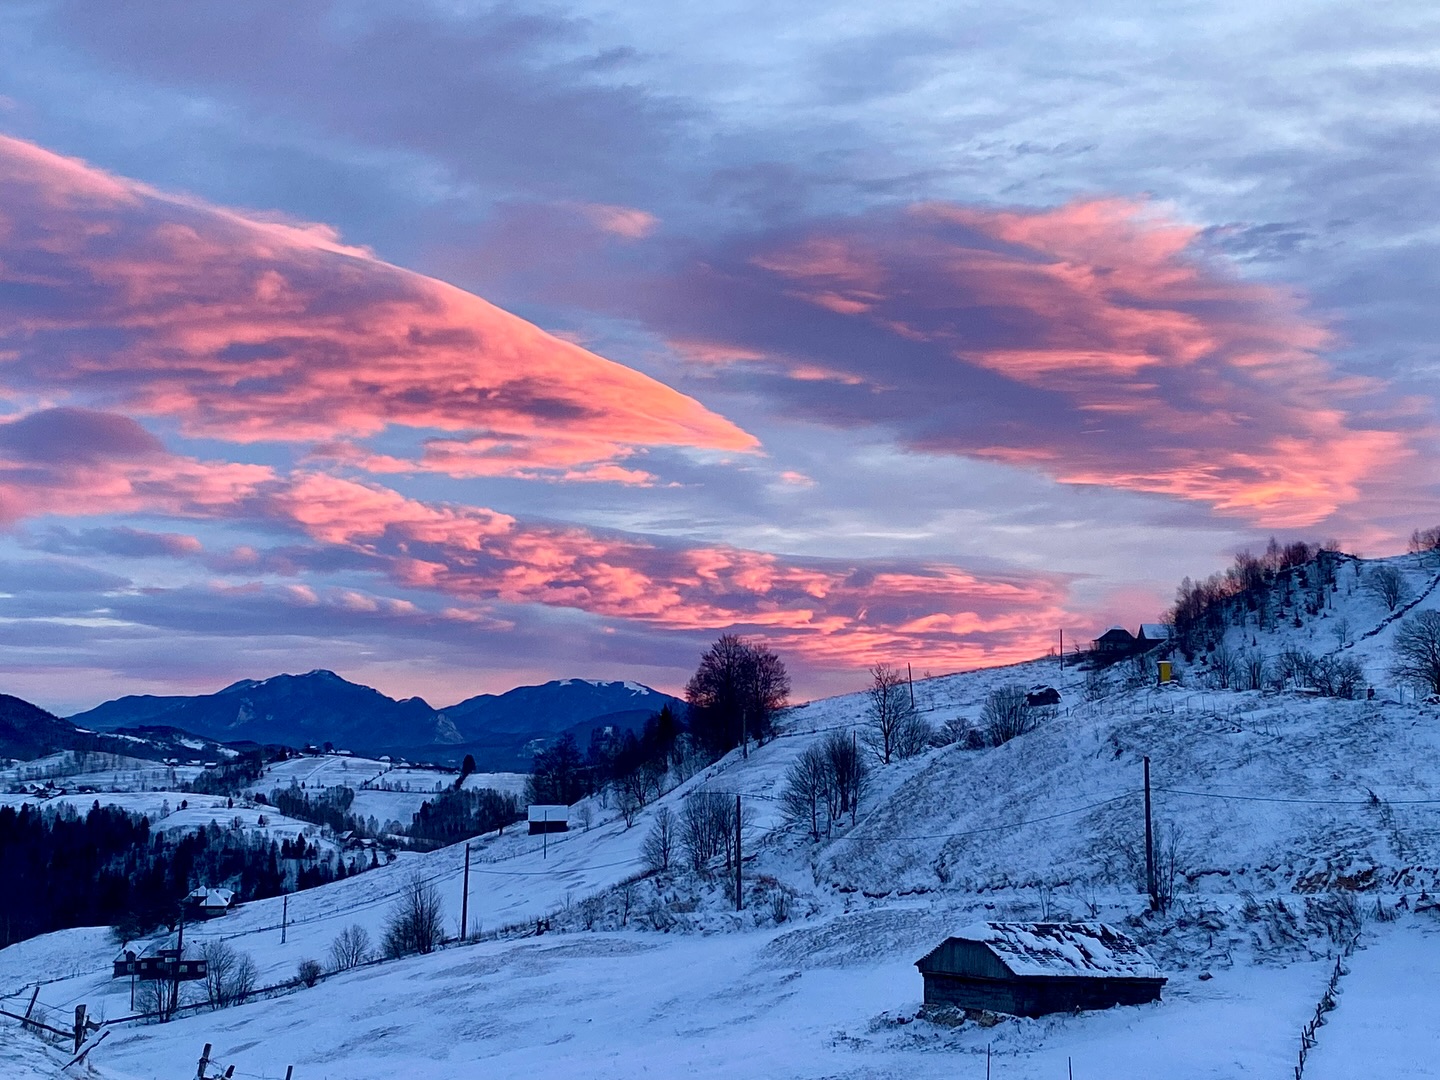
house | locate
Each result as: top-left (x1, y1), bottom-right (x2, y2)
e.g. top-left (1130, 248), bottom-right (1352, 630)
top-left (1136, 624), bottom-right (1172, 649)
top-left (184, 886), bottom-right (235, 918)
top-left (1091, 627), bottom-right (1137, 654)
top-left (113, 947), bottom-right (207, 982)
top-left (915, 922), bottom-right (1165, 1018)
top-left (528, 805), bottom-right (570, 835)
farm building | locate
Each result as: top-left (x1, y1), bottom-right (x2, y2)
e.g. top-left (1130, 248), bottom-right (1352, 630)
top-left (528, 805), bottom-right (569, 834)
top-left (1136, 624), bottom-right (1172, 649)
top-left (184, 886), bottom-right (235, 918)
top-left (1091, 626), bottom-right (1137, 654)
top-left (915, 922), bottom-right (1165, 1018)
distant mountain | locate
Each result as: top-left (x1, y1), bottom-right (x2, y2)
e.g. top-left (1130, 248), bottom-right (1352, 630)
top-left (68, 672), bottom-right (684, 768)
top-left (0, 693), bottom-right (237, 764)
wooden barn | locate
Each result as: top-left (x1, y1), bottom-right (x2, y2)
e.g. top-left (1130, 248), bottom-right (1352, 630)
top-left (915, 922), bottom-right (1165, 1018)
top-left (528, 805), bottom-right (569, 835)
top-left (184, 886), bottom-right (235, 919)
top-left (1091, 626), bottom-right (1137, 655)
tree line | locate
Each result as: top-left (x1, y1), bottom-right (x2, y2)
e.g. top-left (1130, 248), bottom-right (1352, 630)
top-left (0, 802), bottom-right (361, 947)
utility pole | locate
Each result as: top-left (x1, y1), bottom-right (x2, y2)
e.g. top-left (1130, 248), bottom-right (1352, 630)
top-left (734, 795), bottom-right (742, 912)
top-left (460, 843), bottom-right (471, 941)
top-left (281, 895), bottom-right (287, 945)
top-left (907, 663), bottom-right (915, 709)
top-left (1059, 629), bottom-right (1064, 669)
top-left (543, 809), bottom-right (549, 860)
top-left (1143, 756), bottom-right (1156, 910)
top-left (172, 912), bottom-right (185, 1018)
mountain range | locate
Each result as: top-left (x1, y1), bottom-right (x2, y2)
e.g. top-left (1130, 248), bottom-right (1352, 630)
top-left (64, 672), bottom-right (684, 769)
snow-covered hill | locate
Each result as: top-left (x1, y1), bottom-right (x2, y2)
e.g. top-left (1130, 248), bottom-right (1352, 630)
top-left (7, 549), bottom-right (1440, 1079)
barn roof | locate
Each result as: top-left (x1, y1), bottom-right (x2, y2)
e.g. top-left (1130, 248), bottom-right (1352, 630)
top-left (1094, 626), bottom-right (1135, 642)
top-left (185, 886), bottom-right (234, 909)
top-left (527, 804), bottom-right (569, 822)
top-left (1137, 624), bottom-right (1172, 640)
top-left (924, 922), bottom-right (1161, 980)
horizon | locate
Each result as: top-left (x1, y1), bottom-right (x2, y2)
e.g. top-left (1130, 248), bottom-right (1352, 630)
top-left (0, 4), bottom-right (1435, 715)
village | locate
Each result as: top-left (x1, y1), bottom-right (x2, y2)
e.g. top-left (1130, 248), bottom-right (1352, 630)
top-left (3, 544), bottom-right (1440, 1078)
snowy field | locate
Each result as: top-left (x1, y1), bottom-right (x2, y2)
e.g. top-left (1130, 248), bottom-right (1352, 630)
top-left (4, 550), bottom-right (1440, 1078)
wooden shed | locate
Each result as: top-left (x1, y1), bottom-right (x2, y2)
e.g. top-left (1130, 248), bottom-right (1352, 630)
top-left (528, 805), bottom-right (569, 834)
top-left (915, 922), bottom-right (1165, 1018)
top-left (1091, 627), bottom-right (1137, 655)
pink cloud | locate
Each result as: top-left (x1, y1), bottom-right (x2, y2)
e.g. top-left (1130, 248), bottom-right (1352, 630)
top-left (652, 198), bottom-right (1409, 527)
top-left (0, 135), bottom-right (755, 482)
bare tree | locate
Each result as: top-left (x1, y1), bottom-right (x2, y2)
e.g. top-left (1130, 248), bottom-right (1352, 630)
top-left (382, 873), bottom-right (445, 958)
top-left (680, 790), bottom-right (732, 872)
top-left (981, 685), bottom-right (1034, 746)
top-left (781, 744), bottom-right (830, 839)
top-left (864, 663), bottom-right (915, 764)
top-left (201, 941), bottom-right (258, 1009)
top-left (328, 924), bottom-right (371, 971)
top-left (1409, 526), bottom-right (1440, 555)
top-left (685, 635), bottom-right (790, 758)
top-left (1240, 650), bottom-right (1268, 692)
top-left (1331, 617), bottom-right (1353, 648)
top-left (1367, 564), bottom-right (1409, 611)
top-left (1391, 610), bottom-right (1440, 694)
top-left (1207, 643), bottom-right (1241, 690)
top-left (1309, 654), bottom-right (1366, 699)
top-left (642, 806), bottom-right (676, 873)
top-left (821, 730), bottom-right (869, 826)
top-left (1275, 646), bottom-right (1316, 689)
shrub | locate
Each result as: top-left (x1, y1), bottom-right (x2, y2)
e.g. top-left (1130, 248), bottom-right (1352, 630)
top-left (328, 924), bottom-right (371, 971)
top-left (297, 958), bottom-right (323, 988)
top-left (981, 685), bottom-right (1034, 746)
top-left (382, 874), bottom-right (445, 958)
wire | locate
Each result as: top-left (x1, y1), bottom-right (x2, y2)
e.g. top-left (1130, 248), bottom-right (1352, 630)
top-left (1154, 786), bottom-right (1440, 807)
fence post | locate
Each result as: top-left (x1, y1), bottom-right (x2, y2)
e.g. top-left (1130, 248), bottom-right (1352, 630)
top-left (73, 1005), bottom-right (85, 1053)
top-left (196, 1042), bottom-right (212, 1079)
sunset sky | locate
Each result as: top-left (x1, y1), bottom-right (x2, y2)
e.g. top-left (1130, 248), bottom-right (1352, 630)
top-left (0, 2), bottom-right (1436, 712)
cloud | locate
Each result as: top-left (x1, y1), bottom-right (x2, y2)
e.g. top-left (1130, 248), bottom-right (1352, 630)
top-left (639, 198), bottom-right (1408, 526)
top-left (28, 525), bottom-right (203, 558)
top-left (0, 134), bottom-right (756, 482)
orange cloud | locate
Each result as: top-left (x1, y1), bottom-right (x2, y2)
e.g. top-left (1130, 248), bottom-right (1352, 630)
top-left (0, 135), bottom-right (755, 483)
top-left (658, 198), bottom-right (1408, 526)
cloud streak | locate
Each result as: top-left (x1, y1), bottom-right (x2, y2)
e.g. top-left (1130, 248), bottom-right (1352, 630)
top-left (0, 135), bottom-right (755, 483)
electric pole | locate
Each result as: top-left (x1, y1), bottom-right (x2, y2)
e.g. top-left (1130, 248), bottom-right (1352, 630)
top-left (1143, 756), bottom-right (1156, 909)
top-left (735, 795), bottom-right (742, 911)
top-left (281, 895), bottom-right (287, 945)
top-left (460, 843), bottom-right (471, 941)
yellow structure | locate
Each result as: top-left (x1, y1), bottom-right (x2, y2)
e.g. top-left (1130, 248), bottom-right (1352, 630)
top-left (1157, 660), bottom-right (1173, 685)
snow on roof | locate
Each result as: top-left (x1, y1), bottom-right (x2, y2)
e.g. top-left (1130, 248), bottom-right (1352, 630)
top-left (1138, 624), bottom-right (1172, 639)
top-left (951, 922), bottom-right (1161, 980)
top-left (528, 805), bottom-right (569, 821)
top-left (185, 886), bottom-right (235, 908)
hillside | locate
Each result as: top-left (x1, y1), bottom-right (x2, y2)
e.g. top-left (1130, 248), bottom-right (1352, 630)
top-left (67, 673), bottom-right (682, 767)
top-left (5, 549), bottom-right (1440, 1079)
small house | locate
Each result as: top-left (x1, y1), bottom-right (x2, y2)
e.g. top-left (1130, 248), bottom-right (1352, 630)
top-left (1091, 627), bottom-right (1137, 654)
top-left (184, 886), bottom-right (235, 918)
top-left (915, 922), bottom-right (1165, 1018)
top-left (528, 805), bottom-right (569, 835)
top-left (1136, 624), bottom-right (1172, 650)
top-left (113, 947), bottom-right (207, 982)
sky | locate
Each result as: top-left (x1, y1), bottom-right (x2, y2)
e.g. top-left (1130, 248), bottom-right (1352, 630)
top-left (0, 1), bottom-right (1437, 713)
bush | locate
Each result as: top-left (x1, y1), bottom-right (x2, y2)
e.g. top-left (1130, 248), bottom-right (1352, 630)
top-left (981, 685), bottom-right (1034, 746)
top-left (382, 874), bottom-right (445, 958)
top-left (1390, 610), bottom-right (1440, 694)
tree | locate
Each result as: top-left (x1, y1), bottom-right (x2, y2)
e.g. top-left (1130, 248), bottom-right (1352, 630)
top-left (1391, 610), bottom-right (1440, 694)
top-left (820, 730), bottom-right (868, 827)
top-left (642, 806), bottom-right (676, 873)
top-left (200, 941), bottom-right (258, 1009)
top-left (685, 635), bottom-right (790, 759)
top-left (981, 685), bottom-right (1033, 746)
top-left (382, 873), bottom-right (445, 958)
top-left (1367, 564), bottom-right (1408, 612)
top-left (455, 753), bottom-right (477, 790)
top-left (525, 734), bottom-right (587, 806)
top-left (863, 663), bottom-right (927, 764)
top-left (1409, 526), bottom-right (1440, 555)
top-left (328, 924), bottom-right (371, 971)
top-left (781, 744), bottom-right (831, 839)
top-left (296, 958), bottom-right (323, 988)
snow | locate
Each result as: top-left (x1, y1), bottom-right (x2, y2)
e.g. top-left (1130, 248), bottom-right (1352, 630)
top-left (944, 922), bottom-right (1162, 979)
top-left (4, 550), bottom-right (1440, 1077)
